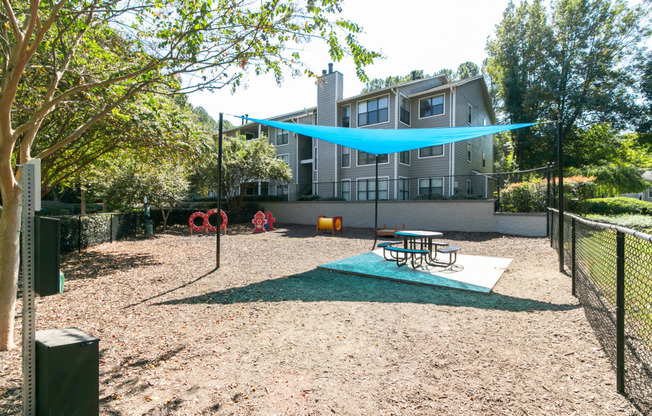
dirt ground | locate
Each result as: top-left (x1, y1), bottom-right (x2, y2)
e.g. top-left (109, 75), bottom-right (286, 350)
top-left (0, 224), bottom-right (643, 415)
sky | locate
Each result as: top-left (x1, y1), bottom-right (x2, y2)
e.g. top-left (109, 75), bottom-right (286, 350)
top-left (188, 0), bottom-right (513, 127)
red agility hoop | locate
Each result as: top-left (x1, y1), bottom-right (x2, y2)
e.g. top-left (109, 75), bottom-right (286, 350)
top-left (188, 211), bottom-right (207, 232)
top-left (189, 209), bottom-right (228, 235)
top-left (205, 208), bottom-right (219, 232)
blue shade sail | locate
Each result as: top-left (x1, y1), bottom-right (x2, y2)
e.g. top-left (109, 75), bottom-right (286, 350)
top-left (243, 117), bottom-right (537, 155)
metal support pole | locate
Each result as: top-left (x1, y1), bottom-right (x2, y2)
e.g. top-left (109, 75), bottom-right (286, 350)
top-left (216, 113), bottom-right (224, 269)
top-left (372, 155), bottom-right (379, 251)
top-left (571, 217), bottom-right (576, 296)
top-left (557, 122), bottom-right (564, 273)
top-left (21, 163), bottom-right (36, 416)
top-left (616, 230), bottom-right (626, 394)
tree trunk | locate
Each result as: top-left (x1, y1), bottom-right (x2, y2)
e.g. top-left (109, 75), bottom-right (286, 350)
top-left (162, 209), bottom-right (169, 232)
top-left (80, 187), bottom-right (86, 215)
top-left (0, 183), bottom-right (21, 350)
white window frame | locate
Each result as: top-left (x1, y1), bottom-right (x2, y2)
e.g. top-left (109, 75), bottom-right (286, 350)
top-left (356, 150), bottom-right (390, 167)
top-left (399, 150), bottom-right (411, 166)
top-left (356, 176), bottom-right (390, 201)
top-left (341, 179), bottom-right (351, 201)
top-left (399, 94), bottom-right (411, 126)
top-left (418, 145), bottom-right (445, 159)
top-left (482, 152), bottom-right (486, 168)
top-left (357, 94), bottom-right (390, 128)
top-left (341, 146), bottom-right (351, 168)
top-left (467, 142), bottom-right (472, 162)
top-left (418, 177), bottom-right (445, 197)
top-left (276, 129), bottom-right (289, 146)
top-left (418, 93), bottom-right (445, 120)
top-left (466, 179), bottom-right (473, 195)
top-left (468, 104), bottom-right (473, 125)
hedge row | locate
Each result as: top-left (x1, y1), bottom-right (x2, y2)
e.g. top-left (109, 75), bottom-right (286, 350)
top-left (50, 202), bottom-right (267, 253)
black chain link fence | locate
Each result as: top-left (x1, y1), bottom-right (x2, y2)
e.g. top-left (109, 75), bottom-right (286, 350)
top-left (54, 212), bottom-right (141, 254)
top-left (550, 209), bottom-right (652, 413)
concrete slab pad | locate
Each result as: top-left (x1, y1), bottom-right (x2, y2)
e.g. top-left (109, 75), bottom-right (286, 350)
top-left (318, 250), bottom-right (512, 294)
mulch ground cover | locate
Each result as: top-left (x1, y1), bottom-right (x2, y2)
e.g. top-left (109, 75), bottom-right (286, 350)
top-left (0, 224), bottom-right (642, 415)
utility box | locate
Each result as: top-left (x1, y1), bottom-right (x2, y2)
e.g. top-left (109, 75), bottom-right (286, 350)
top-left (35, 328), bottom-right (99, 416)
top-left (35, 217), bottom-right (62, 296)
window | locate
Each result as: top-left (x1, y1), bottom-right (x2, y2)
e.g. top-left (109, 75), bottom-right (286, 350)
top-left (276, 129), bottom-right (289, 145)
top-left (468, 104), bottom-right (473, 124)
top-left (419, 95), bottom-right (444, 118)
top-left (245, 132), bottom-right (254, 140)
top-left (482, 152), bottom-right (486, 168)
top-left (398, 178), bottom-right (410, 200)
top-left (277, 154), bottom-right (289, 165)
top-left (418, 177), bottom-right (444, 197)
top-left (358, 178), bottom-right (389, 201)
top-left (467, 142), bottom-right (472, 162)
top-left (399, 151), bottom-right (410, 165)
top-left (358, 151), bottom-right (388, 166)
top-left (399, 95), bottom-right (410, 125)
top-left (341, 106), bottom-right (350, 127)
top-left (342, 180), bottom-right (351, 201)
top-left (466, 179), bottom-right (473, 195)
top-left (419, 145), bottom-right (444, 158)
top-left (276, 184), bottom-right (288, 199)
top-left (341, 147), bottom-right (350, 168)
top-left (358, 96), bottom-right (388, 126)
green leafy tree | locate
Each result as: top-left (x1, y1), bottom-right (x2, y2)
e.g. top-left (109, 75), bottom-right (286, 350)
top-left (455, 61), bottom-right (480, 79)
top-left (102, 160), bottom-right (190, 232)
top-left (361, 70), bottom-right (426, 93)
top-left (192, 135), bottom-right (292, 214)
top-left (486, 0), bottom-right (650, 168)
top-left (0, 0), bottom-right (378, 350)
top-left (434, 68), bottom-right (454, 80)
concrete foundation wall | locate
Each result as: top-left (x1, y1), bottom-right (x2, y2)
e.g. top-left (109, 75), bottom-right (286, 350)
top-left (262, 201), bottom-right (547, 237)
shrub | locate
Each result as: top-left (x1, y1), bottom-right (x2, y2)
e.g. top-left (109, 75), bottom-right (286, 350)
top-left (298, 194), bottom-right (321, 201)
top-left (412, 193), bottom-right (448, 200)
top-left (585, 214), bottom-right (652, 233)
top-left (578, 197), bottom-right (652, 215)
top-left (499, 175), bottom-right (597, 213)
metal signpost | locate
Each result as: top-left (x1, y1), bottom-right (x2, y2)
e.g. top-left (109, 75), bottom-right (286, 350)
top-left (21, 160), bottom-right (39, 416)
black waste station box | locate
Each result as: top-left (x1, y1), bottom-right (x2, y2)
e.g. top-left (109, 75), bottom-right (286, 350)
top-left (34, 216), bottom-right (62, 296)
top-left (35, 327), bottom-right (99, 416)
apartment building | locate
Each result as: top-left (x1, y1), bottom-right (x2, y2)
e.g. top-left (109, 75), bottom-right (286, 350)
top-left (226, 64), bottom-right (497, 202)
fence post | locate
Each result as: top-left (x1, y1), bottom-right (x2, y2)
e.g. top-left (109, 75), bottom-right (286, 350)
top-left (78, 214), bottom-right (82, 253)
top-left (110, 214), bottom-right (114, 243)
top-left (546, 163), bottom-right (551, 237)
top-left (550, 210), bottom-right (554, 248)
top-left (616, 230), bottom-right (625, 394)
top-left (571, 217), bottom-right (576, 296)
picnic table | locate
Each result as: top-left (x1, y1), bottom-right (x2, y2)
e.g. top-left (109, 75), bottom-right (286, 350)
top-left (379, 230), bottom-right (460, 268)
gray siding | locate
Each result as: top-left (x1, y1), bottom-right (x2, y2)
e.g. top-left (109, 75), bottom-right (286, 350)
top-left (316, 71), bottom-right (343, 197)
top-left (455, 81), bottom-right (493, 170)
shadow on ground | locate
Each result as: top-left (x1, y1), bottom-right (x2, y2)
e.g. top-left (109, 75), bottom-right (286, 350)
top-left (62, 251), bottom-right (161, 281)
top-left (157, 268), bottom-right (579, 313)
